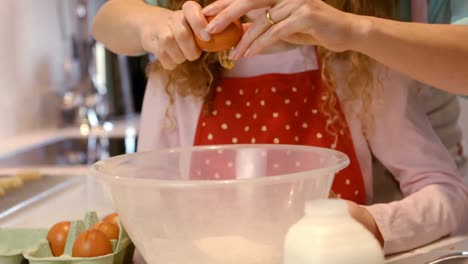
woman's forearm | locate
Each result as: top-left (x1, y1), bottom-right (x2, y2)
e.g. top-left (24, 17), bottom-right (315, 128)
top-left (354, 17), bottom-right (468, 95)
top-left (92, 0), bottom-right (156, 55)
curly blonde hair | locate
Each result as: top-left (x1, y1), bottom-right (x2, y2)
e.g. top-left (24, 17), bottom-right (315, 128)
top-left (148, 0), bottom-right (397, 136)
top-left (319, 0), bottom-right (396, 136)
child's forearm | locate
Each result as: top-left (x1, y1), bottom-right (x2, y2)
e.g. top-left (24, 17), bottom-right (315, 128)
top-left (353, 17), bottom-right (468, 95)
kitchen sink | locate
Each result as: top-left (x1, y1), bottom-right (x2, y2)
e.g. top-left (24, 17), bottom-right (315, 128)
top-left (0, 135), bottom-right (137, 220)
top-left (0, 135), bottom-right (138, 167)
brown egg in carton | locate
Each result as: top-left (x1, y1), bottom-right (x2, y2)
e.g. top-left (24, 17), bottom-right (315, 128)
top-left (0, 211), bottom-right (135, 264)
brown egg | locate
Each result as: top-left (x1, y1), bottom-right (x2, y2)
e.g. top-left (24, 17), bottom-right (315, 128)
top-left (195, 16), bottom-right (243, 52)
top-left (93, 221), bottom-right (120, 240)
top-left (102, 212), bottom-right (119, 225)
top-left (47, 221), bottom-right (71, 257)
top-left (72, 229), bottom-right (113, 257)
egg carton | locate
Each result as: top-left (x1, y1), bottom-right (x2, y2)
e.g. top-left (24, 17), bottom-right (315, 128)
top-left (0, 212), bottom-right (135, 264)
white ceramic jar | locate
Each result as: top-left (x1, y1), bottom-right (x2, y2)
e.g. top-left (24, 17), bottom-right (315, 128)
top-left (284, 199), bottom-right (385, 264)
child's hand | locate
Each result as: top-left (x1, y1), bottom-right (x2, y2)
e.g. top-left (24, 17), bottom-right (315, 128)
top-left (139, 2), bottom-right (209, 70)
top-left (346, 201), bottom-right (384, 247)
top-left (328, 193), bottom-right (382, 245)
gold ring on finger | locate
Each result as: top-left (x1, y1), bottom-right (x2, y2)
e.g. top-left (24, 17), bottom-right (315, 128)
top-left (265, 9), bottom-right (276, 26)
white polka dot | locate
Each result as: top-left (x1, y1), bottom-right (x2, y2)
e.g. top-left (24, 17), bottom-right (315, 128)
top-left (205, 159), bottom-right (211, 165)
top-left (302, 123), bottom-right (308, 128)
top-left (225, 100), bottom-right (232, 106)
top-left (340, 130), bottom-right (344, 135)
top-left (286, 150), bottom-right (292, 156)
top-left (216, 86), bottom-right (222, 92)
top-left (271, 87), bottom-right (277, 93)
top-left (292, 87), bottom-right (297, 92)
top-left (272, 112), bottom-right (279, 118)
top-left (295, 161), bottom-right (301, 167)
top-left (331, 144), bottom-right (336, 149)
top-left (322, 95), bottom-right (328, 101)
top-left (208, 134), bottom-right (214, 140)
top-left (196, 170), bottom-right (201, 176)
top-left (253, 113), bottom-right (257, 119)
top-left (260, 100), bottom-right (265, 106)
top-left (212, 110), bottom-right (218, 116)
top-left (327, 119), bottom-right (332, 124)
top-left (202, 122), bottom-right (206, 127)
top-left (255, 88), bottom-right (259, 94)
top-left (214, 173), bottom-right (220, 179)
top-left (246, 101), bottom-right (251, 107)
top-left (304, 98), bottom-right (308, 103)
top-left (227, 162), bottom-right (233, 168)
top-left (232, 137), bottom-right (238, 144)
top-left (244, 126), bottom-right (250, 132)
top-left (261, 125), bottom-right (267, 132)
top-left (239, 89), bottom-right (244, 95)
top-left (261, 151), bottom-right (267, 157)
top-left (336, 193), bottom-right (342, 199)
top-left (284, 99), bottom-right (290, 104)
top-left (221, 123), bottom-right (228, 130)
top-left (295, 111), bottom-right (299, 117)
top-left (251, 138), bottom-right (256, 144)
top-left (316, 133), bottom-right (323, 139)
top-left (274, 138), bottom-right (280, 144)
top-left (285, 124), bottom-right (290, 130)
top-left (273, 163), bottom-right (279, 169)
top-left (312, 109), bottom-right (318, 114)
top-left (294, 136), bottom-right (299, 142)
top-left (217, 149), bottom-right (224, 154)
top-left (355, 190), bottom-right (360, 196)
top-left (345, 179), bottom-right (351, 185)
top-left (235, 113), bottom-right (242, 119)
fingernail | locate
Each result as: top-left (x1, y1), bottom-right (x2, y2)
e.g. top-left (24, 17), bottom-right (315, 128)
top-left (228, 48), bottom-right (238, 60)
top-left (206, 21), bottom-right (219, 33)
top-left (199, 30), bottom-right (211, 41)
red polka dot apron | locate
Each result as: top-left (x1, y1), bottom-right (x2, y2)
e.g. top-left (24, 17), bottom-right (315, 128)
top-left (192, 70), bottom-right (366, 204)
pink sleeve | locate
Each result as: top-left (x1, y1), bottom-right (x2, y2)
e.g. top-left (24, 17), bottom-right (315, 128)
top-left (365, 69), bottom-right (468, 254)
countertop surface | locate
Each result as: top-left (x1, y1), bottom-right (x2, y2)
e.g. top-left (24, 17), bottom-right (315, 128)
top-left (0, 115), bottom-right (466, 263)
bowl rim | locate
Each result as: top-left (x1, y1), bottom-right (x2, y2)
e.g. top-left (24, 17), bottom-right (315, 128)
top-left (89, 144), bottom-right (350, 188)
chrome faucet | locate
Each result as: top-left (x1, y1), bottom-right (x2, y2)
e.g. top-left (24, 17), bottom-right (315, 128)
top-left (59, 0), bottom-right (134, 129)
top-left (60, 0), bottom-right (104, 129)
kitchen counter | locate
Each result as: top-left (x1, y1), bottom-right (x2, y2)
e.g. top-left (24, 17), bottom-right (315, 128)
top-left (0, 115), bottom-right (467, 263)
top-left (386, 236), bottom-right (468, 263)
top-left (0, 176), bottom-right (87, 227)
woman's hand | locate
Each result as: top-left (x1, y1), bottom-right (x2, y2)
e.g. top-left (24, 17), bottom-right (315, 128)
top-left (202, 0), bottom-right (364, 60)
top-left (139, 1), bottom-right (210, 70)
top-left (347, 200), bottom-right (384, 247)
